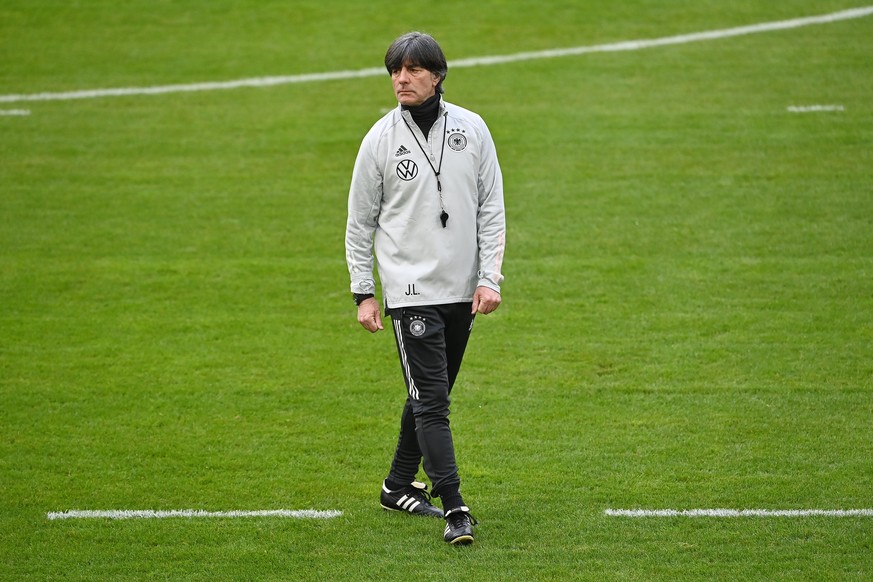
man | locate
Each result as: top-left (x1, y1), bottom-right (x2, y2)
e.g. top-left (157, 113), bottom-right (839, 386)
top-left (345, 31), bottom-right (505, 545)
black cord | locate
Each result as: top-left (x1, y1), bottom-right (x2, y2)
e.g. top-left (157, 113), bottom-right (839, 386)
top-left (402, 112), bottom-right (449, 228)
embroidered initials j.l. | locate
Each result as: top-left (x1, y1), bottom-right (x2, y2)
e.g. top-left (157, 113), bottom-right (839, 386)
top-left (405, 284), bottom-right (420, 296)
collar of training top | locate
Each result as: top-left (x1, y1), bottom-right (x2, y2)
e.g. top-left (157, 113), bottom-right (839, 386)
top-left (402, 93), bottom-right (441, 136)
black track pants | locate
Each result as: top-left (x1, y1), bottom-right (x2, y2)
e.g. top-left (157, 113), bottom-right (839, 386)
top-left (386, 303), bottom-right (475, 498)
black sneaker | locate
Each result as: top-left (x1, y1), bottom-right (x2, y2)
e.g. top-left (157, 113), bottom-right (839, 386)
top-left (444, 506), bottom-right (478, 545)
top-left (380, 481), bottom-right (444, 518)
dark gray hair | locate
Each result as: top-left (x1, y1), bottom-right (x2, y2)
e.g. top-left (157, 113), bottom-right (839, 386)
top-left (384, 32), bottom-right (448, 94)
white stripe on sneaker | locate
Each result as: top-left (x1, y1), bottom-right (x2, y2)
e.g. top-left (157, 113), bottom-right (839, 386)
top-left (398, 495), bottom-right (419, 512)
top-left (393, 494), bottom-right (421, 513)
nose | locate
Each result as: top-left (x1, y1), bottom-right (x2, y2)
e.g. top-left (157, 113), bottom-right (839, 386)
top-left (395, 67), bottom-right (410, 83)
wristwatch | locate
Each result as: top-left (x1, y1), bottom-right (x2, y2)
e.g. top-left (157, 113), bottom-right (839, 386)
top-left (353, 293), bottom-right (374, 306)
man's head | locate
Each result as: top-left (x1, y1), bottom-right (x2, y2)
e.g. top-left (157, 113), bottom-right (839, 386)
top-left (384, 32), bottom-right (447, 106)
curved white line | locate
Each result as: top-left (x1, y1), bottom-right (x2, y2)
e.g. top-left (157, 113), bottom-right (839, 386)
top-left (2, 6), bottom-right (872, 103)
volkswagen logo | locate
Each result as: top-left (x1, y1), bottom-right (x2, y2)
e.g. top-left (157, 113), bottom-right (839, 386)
top-left (396, 159), bottom-right (418, 181)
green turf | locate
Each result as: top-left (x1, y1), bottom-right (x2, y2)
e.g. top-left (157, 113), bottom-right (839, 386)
top-left (2, 1), bottom-right (871, 579)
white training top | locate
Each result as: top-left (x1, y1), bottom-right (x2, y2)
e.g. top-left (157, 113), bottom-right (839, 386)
top-left (345, 99), bottom-right (505, 309)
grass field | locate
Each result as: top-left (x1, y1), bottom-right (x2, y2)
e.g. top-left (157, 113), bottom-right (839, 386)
top-left (2, 1), bottom-right (872, 579)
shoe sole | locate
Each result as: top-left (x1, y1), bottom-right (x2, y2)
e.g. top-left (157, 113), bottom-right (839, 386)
top-left (448, 534), bottom-right (474, 545)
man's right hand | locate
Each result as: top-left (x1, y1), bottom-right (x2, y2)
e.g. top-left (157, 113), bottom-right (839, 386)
top-left (357, 298), bottom-right (384, 333)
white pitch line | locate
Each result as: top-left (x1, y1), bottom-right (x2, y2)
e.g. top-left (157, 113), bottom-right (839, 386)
top-left (787, 104), bottom-right (846, 112)
top-left (605, 509), bottom-right (873, 518)
top-left (0, 109), bottom-right (31, 115)
top-left (450, 6), bottom-right (873, 67)
top-left (2, 6), bottom-right (872, 104)
top-left (47, 509), bottom-right (343, 520)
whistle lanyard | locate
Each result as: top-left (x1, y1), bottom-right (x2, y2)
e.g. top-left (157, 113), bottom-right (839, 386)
top-left (403, 112), bottom-right (450, 228)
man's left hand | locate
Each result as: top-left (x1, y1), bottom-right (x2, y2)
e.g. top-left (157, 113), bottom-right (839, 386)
top-left (471, 286), bottom-right (501, 315)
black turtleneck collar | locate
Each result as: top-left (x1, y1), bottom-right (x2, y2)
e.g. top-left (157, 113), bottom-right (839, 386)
top-left (402, 93), bottom-right (442, 137)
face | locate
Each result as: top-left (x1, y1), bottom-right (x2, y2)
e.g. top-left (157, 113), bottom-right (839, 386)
top-left (391, 62), bottom-right (440, 106)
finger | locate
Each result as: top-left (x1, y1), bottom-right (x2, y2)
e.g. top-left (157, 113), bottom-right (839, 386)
top-left (471, 295), bottom-right (480, 314)
top-left (479, 299), bottom-right (499, 314)
top-left (374, 311), bottom-right (384, 331)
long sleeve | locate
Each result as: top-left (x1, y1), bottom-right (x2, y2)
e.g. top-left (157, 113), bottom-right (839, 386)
top-left (475, 120), bottom-right (506, 292)
top-left (345, 132), bottom-right (383, 295)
